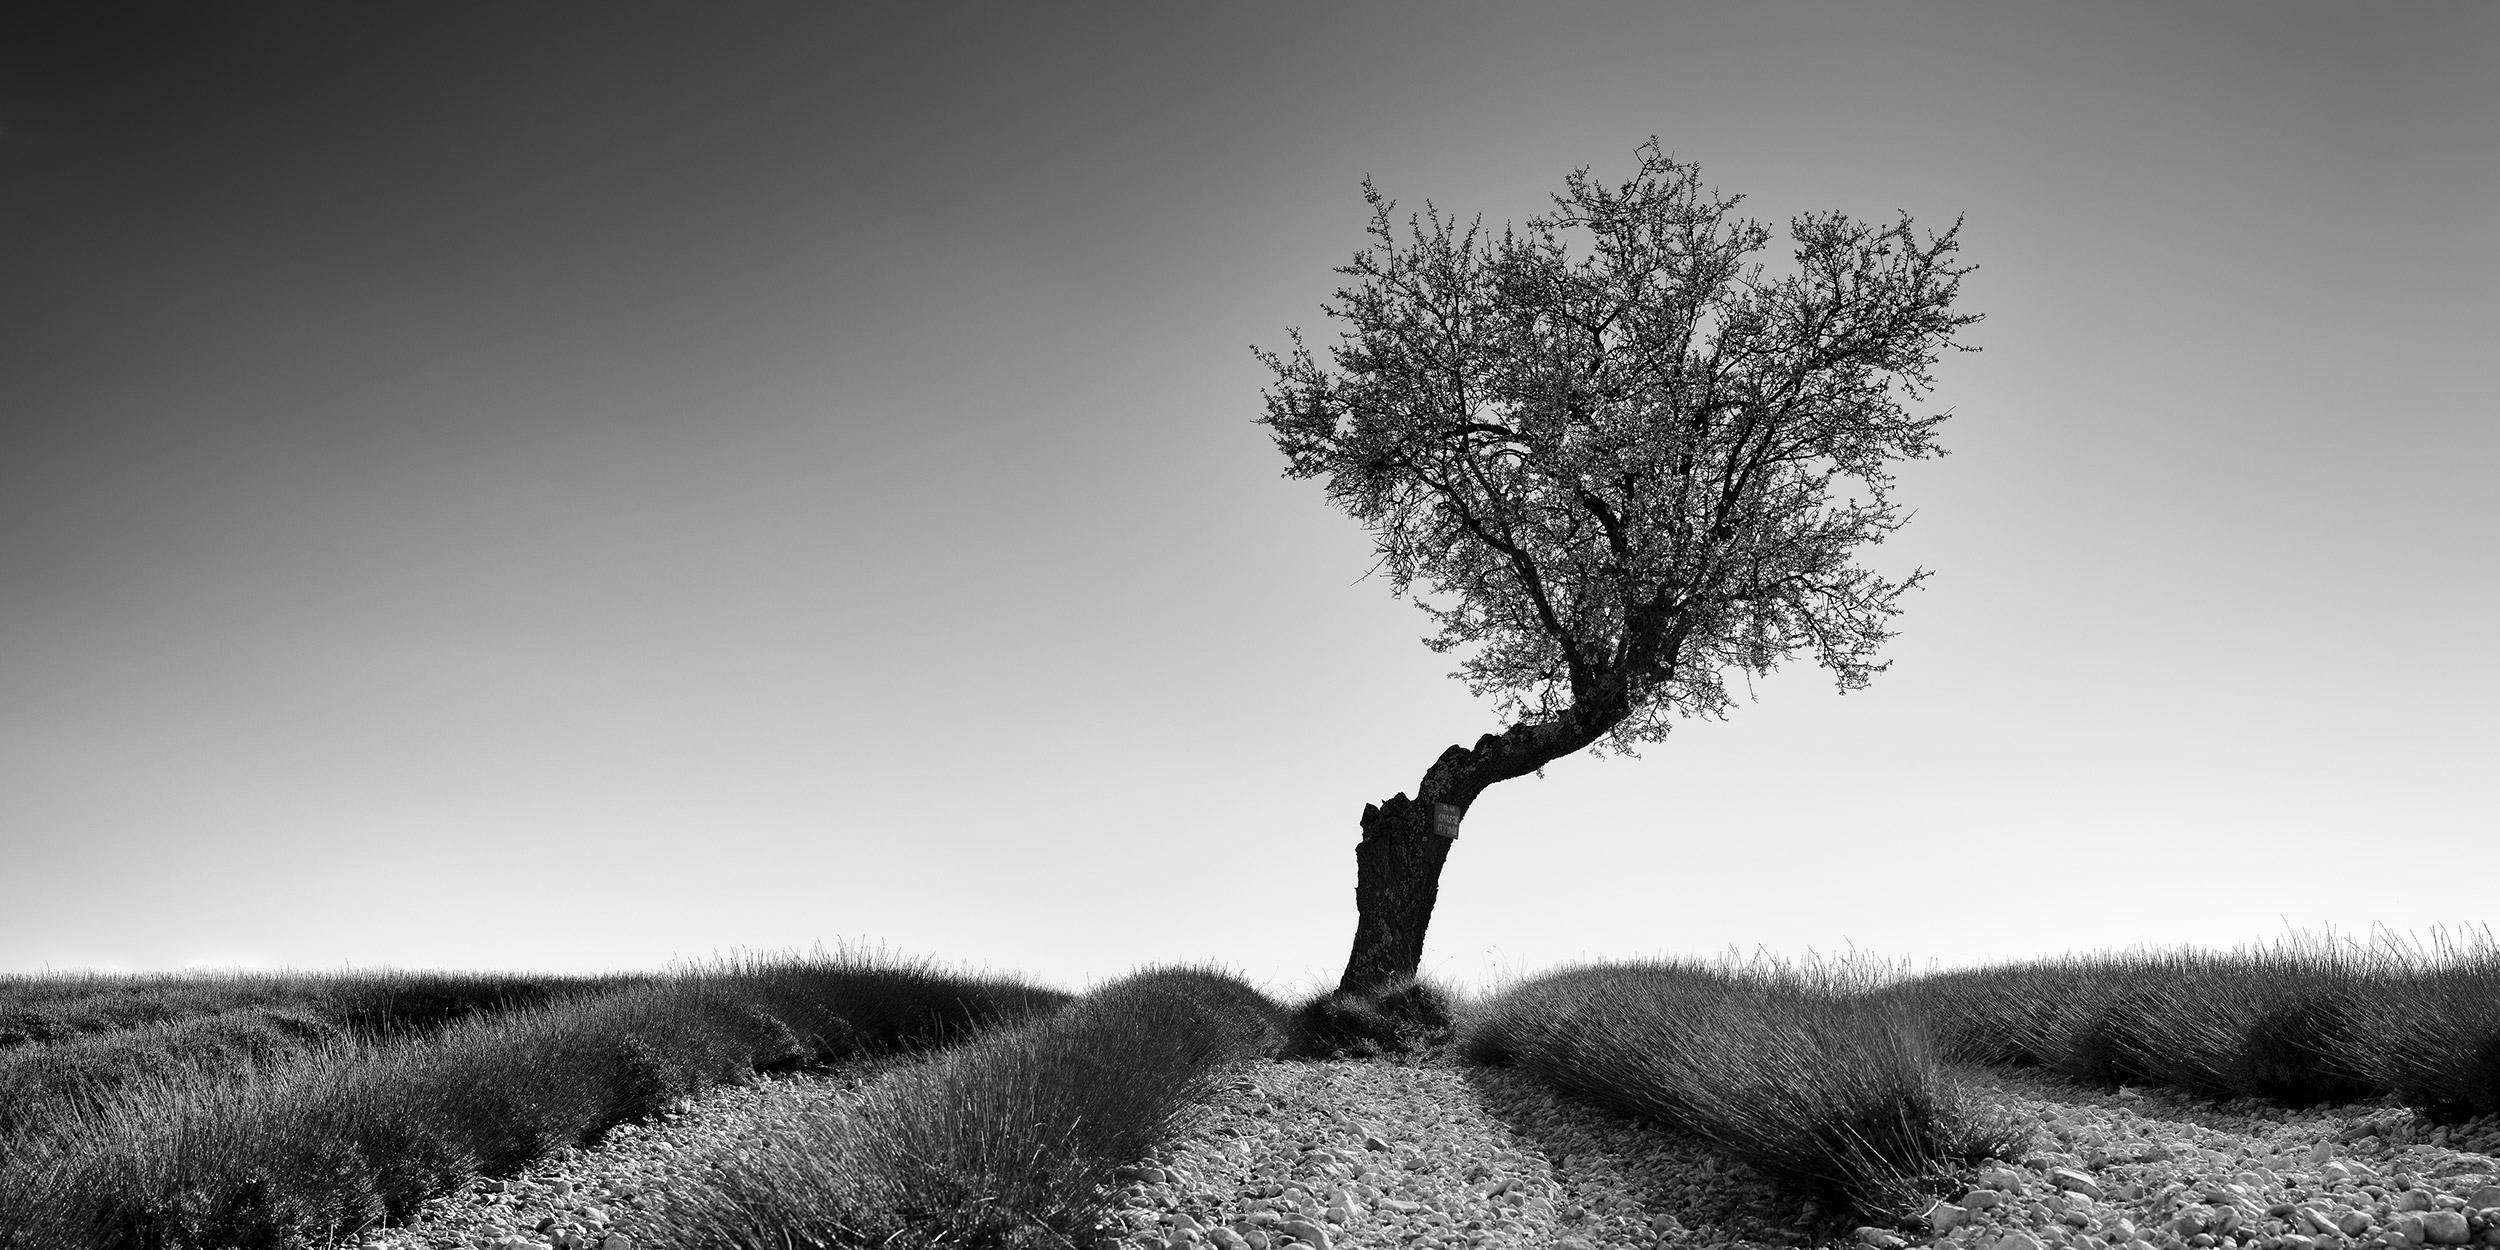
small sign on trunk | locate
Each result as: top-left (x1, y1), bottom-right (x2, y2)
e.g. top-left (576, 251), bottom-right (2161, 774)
top-left (1432, 802), bottom-right (1462, 839)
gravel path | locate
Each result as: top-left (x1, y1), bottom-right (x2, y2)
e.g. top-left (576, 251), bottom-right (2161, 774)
top-left (351, 1054), bottom-right (2500, 1250)
top-left (1096, 1054), bottom-right (1806, 1250)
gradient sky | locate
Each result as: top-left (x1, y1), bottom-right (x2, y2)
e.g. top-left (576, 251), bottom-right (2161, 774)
top-left (3, 3), bottom-right (2494, 995)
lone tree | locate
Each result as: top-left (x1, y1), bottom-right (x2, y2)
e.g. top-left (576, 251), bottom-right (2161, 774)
top-left (1256, 142), bottom-right (1978, 996)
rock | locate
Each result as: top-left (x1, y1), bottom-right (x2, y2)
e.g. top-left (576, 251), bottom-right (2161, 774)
top-left (1205, 1231), bottom-right (1250, 1250)
top-left (2395, 1213), bottom-right (2429, 1245)
top-left (2197, 1181), bottom-right (2247, 1207)
top-left (1857, 1226), bottom-right (1907, 1248)
top-left (596, 1239), bottom-right (631, 1250)
top-left (1965, 1189), bottom-right (2006, 1211)
top-left (2339, 1210), bottom-right (2376, 1237)
top-left (2405, 1191), bottom-right (2441, 1212)
top-left (551, 1180), bottom-right (573, 1199)
top-left (2308, 1141), bottom-right (2337, 1165)
top-left (1926, 1202), bottom-right (1971, 1233)
top-left (2321, 1162), bottom-right (2355, 1183)
top-left (1978, 1167), bottom-right (2027, 1192)
top-left (2474, 1187), bottom-right (2500, 1210)
top-left (1278, 1220), bottom-right (1330, 1250)
top-left (1993, 1234), bottom-right (2046, 1250)
top-left (2427, 1212), bottom-right (2474, 1245)
top-left (2052, 1168), bottom-right (2105, 1201)
top-left (1554, 1240), bottom-right (1595, 1250)
top-left (1170, 1214), bottom-right (1205, 1236)
top-left (1363, 1135), bottom-right (1391, 1152)
top-left (2292, 1206), bottom-right (2339, 1236)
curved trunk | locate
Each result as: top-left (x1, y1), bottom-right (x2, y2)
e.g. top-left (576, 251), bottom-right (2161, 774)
top-left (1335, 712), bottom-right (1621, 996)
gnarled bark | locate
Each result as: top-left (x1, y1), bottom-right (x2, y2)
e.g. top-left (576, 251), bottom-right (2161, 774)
top-left (1340, 793), bottom-right (1456, 994)
top-left (1337, 718), bottom-right (1617, 995)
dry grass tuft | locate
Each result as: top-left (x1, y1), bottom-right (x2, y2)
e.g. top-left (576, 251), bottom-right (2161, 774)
top-left (1461, 954), bottom-right (2028, 1221)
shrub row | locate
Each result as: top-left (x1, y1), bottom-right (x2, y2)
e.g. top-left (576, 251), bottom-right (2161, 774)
top-left (629, 966), bottom-right (1291, 1249)
top-left (0, 1005), bottom-right (351, 1152)
top-left (1461, 958), bottom-right (2029, 1221)
top-left (0, 952), bottom-right (1068, 1250)
top-left (1885, 932), bottom-right (2500, 1120)
top-left (0, 969), bottom-right (628, 1050)
top-left (0, 971), bottom-right (640, 1158)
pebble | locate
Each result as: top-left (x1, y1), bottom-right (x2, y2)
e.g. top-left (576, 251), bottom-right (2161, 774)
top-left (2050, 1166), bottom-right (2104, 1200)
top-left (2423, 1209), bottom-right (2473, 1244)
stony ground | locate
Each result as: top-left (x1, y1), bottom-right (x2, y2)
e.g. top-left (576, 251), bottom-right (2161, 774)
top-left (353, 1054), bottom-right (2500, 1250)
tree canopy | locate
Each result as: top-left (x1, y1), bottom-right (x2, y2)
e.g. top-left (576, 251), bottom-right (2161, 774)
top-left (1256, 142), bottom-right (1977, 764)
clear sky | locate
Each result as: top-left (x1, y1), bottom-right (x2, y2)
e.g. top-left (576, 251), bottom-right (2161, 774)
top-left (3, 2), bottom-right (2493, 995)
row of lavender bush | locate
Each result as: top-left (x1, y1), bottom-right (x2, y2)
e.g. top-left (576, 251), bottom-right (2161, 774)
top-left (0, 951), bottom-right (1067, 1250)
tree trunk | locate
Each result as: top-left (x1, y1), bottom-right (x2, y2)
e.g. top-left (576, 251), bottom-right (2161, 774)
top-left (1338, 791), bottom-right (1459, 995)
top-left (1335, 713), bottom-right (1627, 997)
